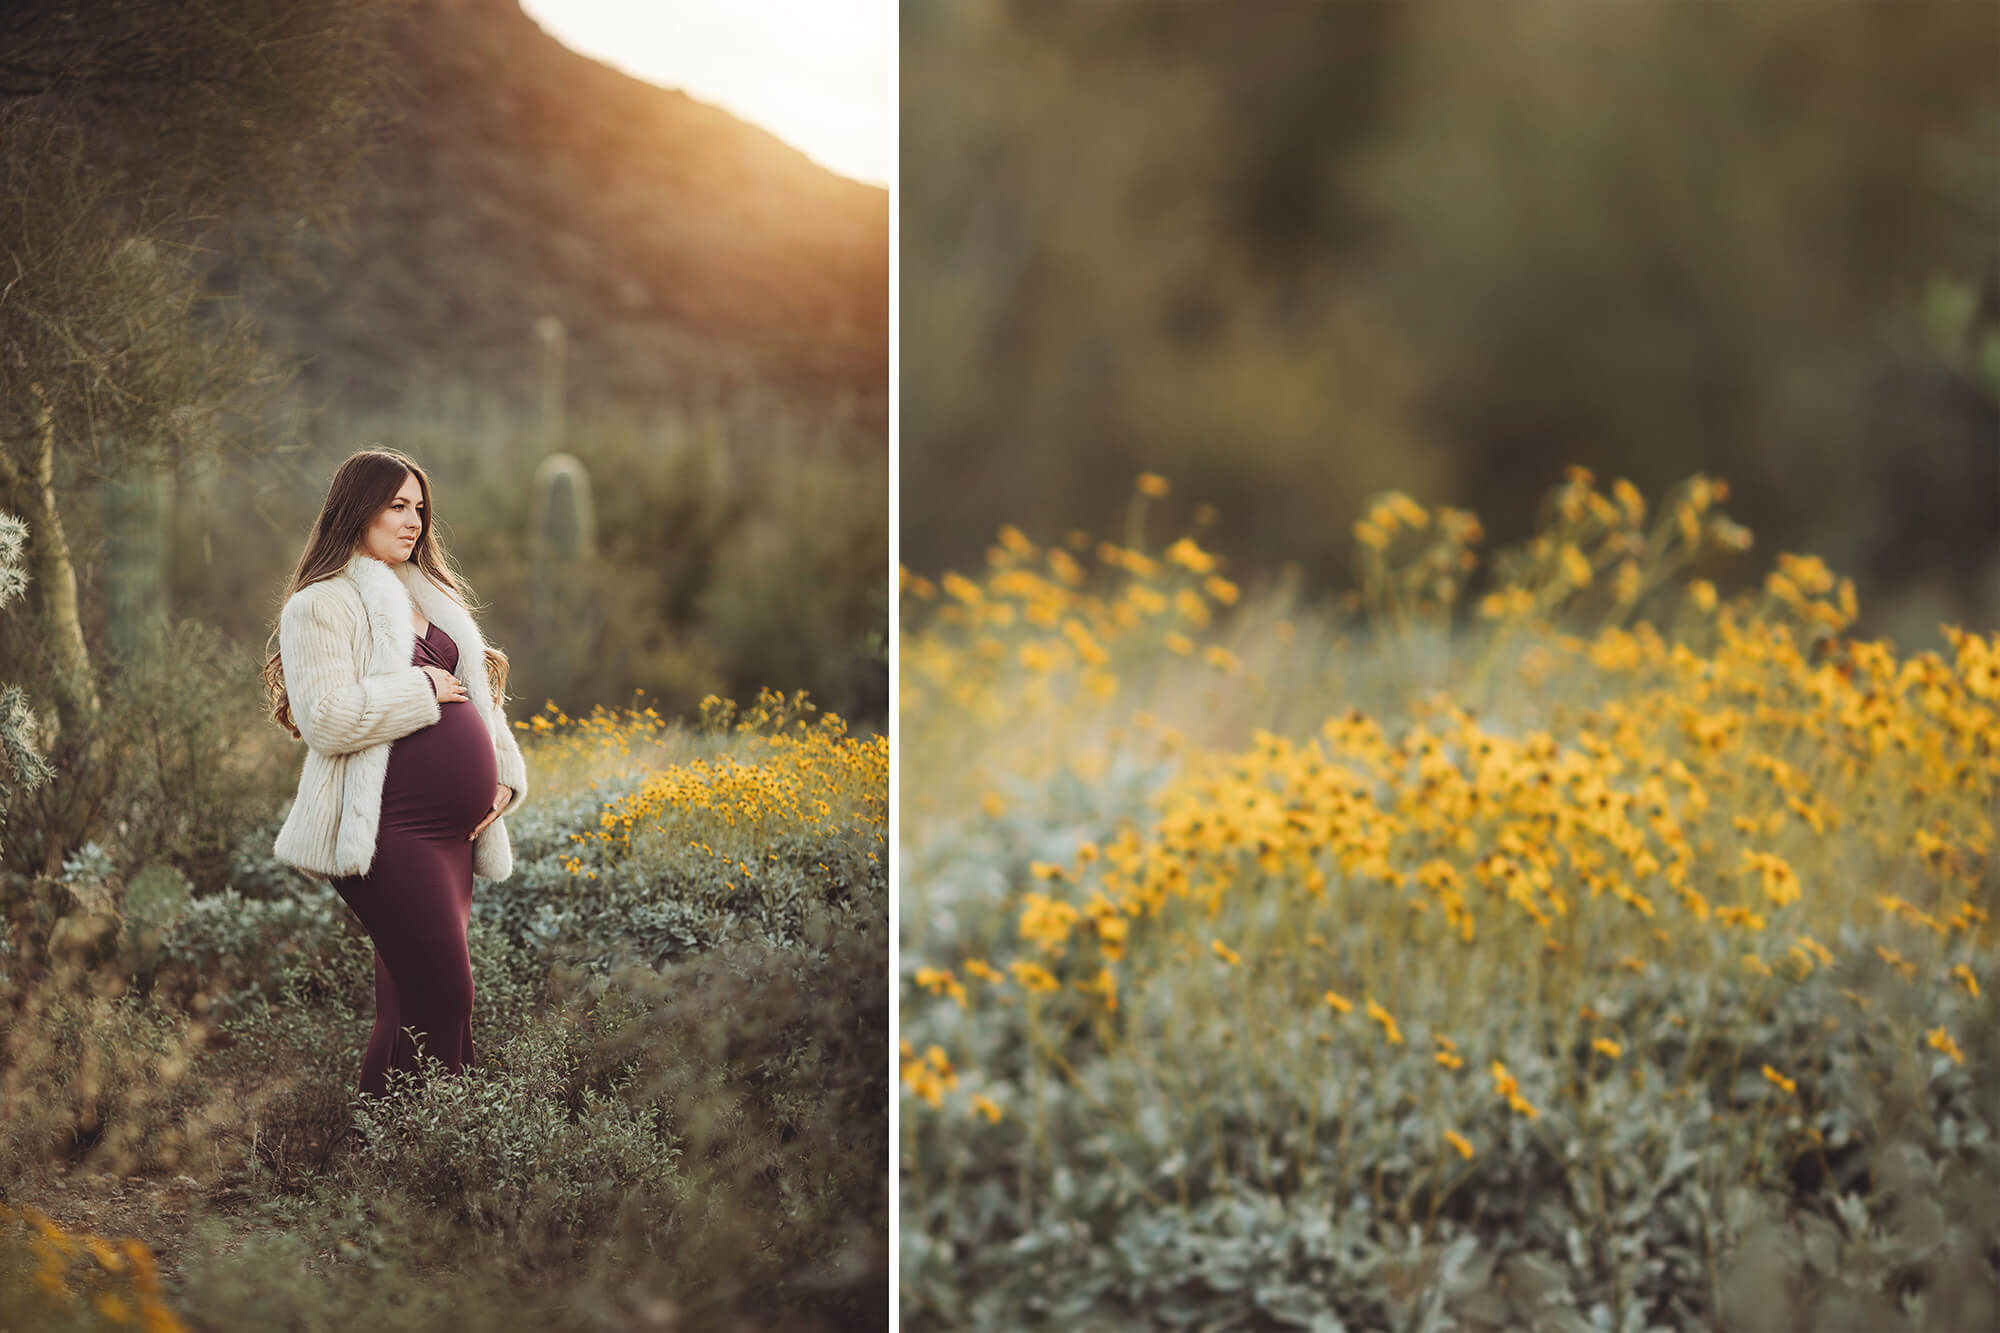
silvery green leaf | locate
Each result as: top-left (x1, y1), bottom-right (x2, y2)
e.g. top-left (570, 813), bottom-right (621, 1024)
top-left (1799, 1212), bottom-right (1843, 1276)
top-left (1503, 1251), bottom-right (1572, 1309)
top-left (1834, 1190), bottom-right (1870, 1237)
top-left (1535, 1309), bottom-right (1600, 1333)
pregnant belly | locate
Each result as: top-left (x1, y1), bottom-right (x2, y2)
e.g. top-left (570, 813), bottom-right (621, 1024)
top-left (381, 701), bottom-right (499, 837)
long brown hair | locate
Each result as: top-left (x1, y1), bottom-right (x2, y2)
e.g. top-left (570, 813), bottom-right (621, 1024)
top-left (264, 447), bottom-right (510, 739)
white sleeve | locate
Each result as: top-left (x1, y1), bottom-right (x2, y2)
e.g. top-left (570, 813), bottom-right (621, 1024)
top-left (280, 591), bottom-right (440, 757)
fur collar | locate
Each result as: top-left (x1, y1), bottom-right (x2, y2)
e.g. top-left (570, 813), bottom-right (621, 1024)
top-left (341, 551), bottom-right (495, 712)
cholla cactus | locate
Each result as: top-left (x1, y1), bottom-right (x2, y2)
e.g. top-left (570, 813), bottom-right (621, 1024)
top-left (0, 512), bottom-right (56, 855)
top-left (0, 512), bottom-right (26, 608)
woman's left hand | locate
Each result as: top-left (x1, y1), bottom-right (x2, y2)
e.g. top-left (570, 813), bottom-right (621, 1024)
top-left (470, 784), bottom-right (517, 840)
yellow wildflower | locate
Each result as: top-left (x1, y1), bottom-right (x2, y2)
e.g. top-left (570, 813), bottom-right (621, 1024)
top-left (1165, 536), bottom-right (1216, 573)
top-left (914, 966), bottom-right (968, 1008)
top-left (1019, 893), bottom-right (1081, 954)
top-left (1740, 851), bottom-right (1800, 907)
top-left (1007, 961), bottom-right (1060, 993)
top-left (963, 958), bottom-right (1004, 984)
top-left (1364, 997), bottom-right (1403, 1045)
top-left (1076, 966), bottom-right (1119, 1013)
top-left (1927, 1027), bottom-right (1966, 1065)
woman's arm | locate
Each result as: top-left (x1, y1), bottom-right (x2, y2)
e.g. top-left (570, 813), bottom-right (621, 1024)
top-left (280, 590), bottom-right (441, 757)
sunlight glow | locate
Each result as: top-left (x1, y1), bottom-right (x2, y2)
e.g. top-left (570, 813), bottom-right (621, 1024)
top-left (520, 0), bottom-right (891, 188)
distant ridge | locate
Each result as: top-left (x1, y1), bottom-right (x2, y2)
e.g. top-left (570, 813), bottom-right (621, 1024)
top-left (230, 0), bottom-right (887, 429)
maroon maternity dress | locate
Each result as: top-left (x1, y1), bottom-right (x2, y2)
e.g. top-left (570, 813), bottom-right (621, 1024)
top-left (331, 620), bottom-right (498, 1098)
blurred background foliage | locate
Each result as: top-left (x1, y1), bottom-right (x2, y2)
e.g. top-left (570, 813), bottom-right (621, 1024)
top-left (188, 394), bottom-right (886, 733)
top-left (901, 0), bottom-right (2000, 647)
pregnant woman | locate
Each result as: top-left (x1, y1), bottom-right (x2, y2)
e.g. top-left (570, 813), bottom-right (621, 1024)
top-left (262, 447), bottom-right (530, 1098)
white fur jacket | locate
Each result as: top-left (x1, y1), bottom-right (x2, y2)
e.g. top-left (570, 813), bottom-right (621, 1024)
top-left (272, 551), bottom-right (531, 881)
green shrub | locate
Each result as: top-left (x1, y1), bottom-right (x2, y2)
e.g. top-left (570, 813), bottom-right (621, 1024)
top-left (579, 905), bottom-right (890, 1326)
top-left (202, 963), bottom-right (369, 1190)
top-left (153, 882), bottom-right (360, 1020)
top-left (0, 970), bottom-right (221, 1184)
top-left (174, 1193), bottom-right (551, 1333)
top-left (343, 1008), bottom-right (684, 1272)
top-left (99, 617), bottom-right (289, 888)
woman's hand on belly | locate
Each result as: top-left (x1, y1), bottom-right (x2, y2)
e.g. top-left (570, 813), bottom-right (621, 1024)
top-left (469, 784), bottom-right (517, 840)
top-left (420, 665), bottom-right (468, 703)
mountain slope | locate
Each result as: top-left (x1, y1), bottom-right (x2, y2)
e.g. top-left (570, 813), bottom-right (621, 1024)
top-left (237, 0), bottom-right (887, 426)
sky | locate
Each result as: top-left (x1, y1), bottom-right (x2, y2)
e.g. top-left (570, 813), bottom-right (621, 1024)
top-left (519, 0), bottom-right (892, 188)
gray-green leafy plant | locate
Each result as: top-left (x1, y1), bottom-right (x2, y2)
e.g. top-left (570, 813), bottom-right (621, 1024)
top-left (0, 512), bottom-right (53, 860)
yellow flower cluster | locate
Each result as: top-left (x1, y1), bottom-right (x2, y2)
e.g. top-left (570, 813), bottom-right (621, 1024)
top-left (517, 694), bottom-right (667, 767)
top-left (0, 1202), bottom-right (185, 1331)
top-left (554, 696), bottom-right (886, 887)
top-left (900, 1040), bottom-right (958, 1109)
top-left (902, 469), bottom-right (2000, 1155)
top-left (959, 540), bottom-right (1997, 1010)
top-left (899, 492), bottom-right (1255, 734)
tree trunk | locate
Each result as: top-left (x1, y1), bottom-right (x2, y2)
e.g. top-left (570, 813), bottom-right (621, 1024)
top-left (0, 388), bottom-right (111, 874)
top-left (18, 387), bottom-right (103, 742)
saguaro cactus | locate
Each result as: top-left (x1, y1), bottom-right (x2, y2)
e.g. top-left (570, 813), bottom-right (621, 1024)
top-left (529, 453), bottom-right (599, 667)
top-left (102, 467), bottom-right (173, 660)
top-left (531, 452), bottom-right (597, 562)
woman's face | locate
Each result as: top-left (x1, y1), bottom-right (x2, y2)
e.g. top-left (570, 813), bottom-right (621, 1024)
top-left (356, 472), bottom-right (425, 563)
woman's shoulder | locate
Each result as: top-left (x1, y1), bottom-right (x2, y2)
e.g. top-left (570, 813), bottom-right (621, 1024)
top-left (281, 574), bottom-right (361, 628)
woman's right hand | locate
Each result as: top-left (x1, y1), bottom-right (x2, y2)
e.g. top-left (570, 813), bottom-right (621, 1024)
top-left (420, 665), bottom-right (468, 703)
